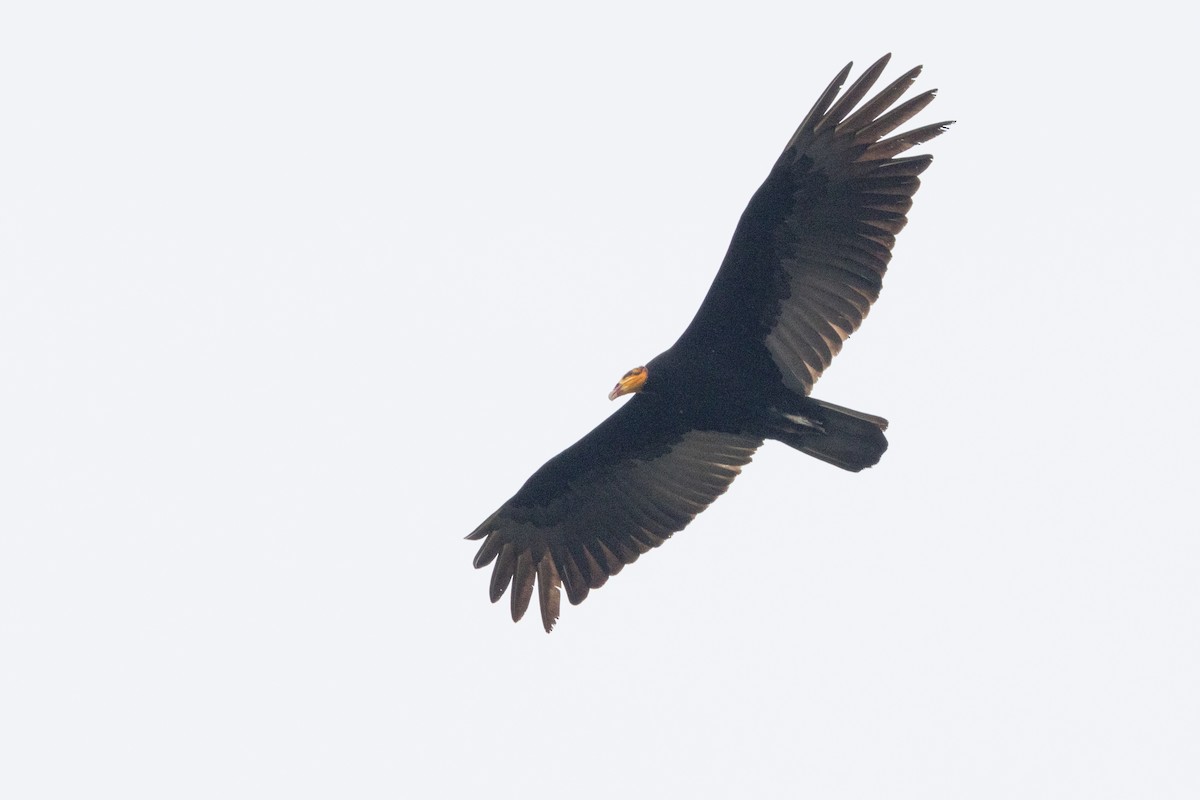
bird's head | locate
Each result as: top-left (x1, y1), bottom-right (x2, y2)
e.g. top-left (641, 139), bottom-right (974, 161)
top-left (608, 366), bottom-right (648, 400)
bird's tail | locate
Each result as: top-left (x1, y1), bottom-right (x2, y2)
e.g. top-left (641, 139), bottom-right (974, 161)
top-left (768, 398), bottom-right (889, 472)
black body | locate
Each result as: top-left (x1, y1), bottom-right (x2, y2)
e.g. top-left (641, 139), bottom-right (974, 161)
top-left (468, 55), bottom-right (951, 630)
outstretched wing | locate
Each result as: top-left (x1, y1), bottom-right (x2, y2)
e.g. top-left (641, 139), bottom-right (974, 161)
top-left (468, 56), bottom-right (950, 631)
top-left (675, 54), bottom-right (952, 394)
top-left (468, 396), bottom-right (761, 632)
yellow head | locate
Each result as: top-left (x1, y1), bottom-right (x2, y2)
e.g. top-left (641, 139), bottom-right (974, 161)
top-left (608, 366), bottom-right (648, 400)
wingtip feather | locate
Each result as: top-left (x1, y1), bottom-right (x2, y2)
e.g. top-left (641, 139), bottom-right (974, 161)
top-left (537, 556), bottom-right (561, 632)
top-left (489, 543), bottom-right (516, 603)
top-left (510, 550), bottom-right (535, 622)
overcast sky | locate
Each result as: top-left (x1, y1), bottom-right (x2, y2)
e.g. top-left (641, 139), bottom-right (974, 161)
top-left (2, 2), bottom-right (1197, 798)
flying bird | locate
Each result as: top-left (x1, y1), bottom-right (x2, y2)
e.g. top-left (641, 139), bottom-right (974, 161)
top-left (468, 55), bottom-right (951, 631)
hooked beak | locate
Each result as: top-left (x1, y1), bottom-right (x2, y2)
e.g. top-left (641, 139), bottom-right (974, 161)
top-left (608, 367), bottom-right (647, 400)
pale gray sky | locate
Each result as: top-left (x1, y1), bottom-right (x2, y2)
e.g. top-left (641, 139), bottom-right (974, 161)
top-left (2, 2), bottom-right (1197, 798)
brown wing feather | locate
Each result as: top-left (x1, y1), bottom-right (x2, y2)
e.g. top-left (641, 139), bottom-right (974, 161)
top-left (765, 56), bottom-right (952, 394)
top-left (675, 54), bottom-right (951, 395)
top-left (469, 419), bottom-right (761, 632)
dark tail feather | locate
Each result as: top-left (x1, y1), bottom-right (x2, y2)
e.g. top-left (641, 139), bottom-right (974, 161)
top-left (770, 398), bottom-right (889, 472)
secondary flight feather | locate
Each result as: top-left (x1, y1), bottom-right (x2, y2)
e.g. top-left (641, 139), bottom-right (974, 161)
top-left (468, 55), bottom-right (952, 631)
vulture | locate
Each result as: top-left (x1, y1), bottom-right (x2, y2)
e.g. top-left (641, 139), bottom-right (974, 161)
top-left (468, 54), bottom-right (951, 631)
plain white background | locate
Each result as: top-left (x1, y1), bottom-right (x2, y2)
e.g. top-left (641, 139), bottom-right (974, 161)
top-left (2, 2), bottom-right (1196, 797)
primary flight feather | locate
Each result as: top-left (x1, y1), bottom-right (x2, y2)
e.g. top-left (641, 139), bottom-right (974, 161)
top-left (468, 54), bottom-right (952, 631)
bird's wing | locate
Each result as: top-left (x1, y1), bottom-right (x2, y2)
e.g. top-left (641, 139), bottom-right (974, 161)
top-left (676, 54), bottom-right (952, 394)
top-left (468, 397), bottom-right (761, 632)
